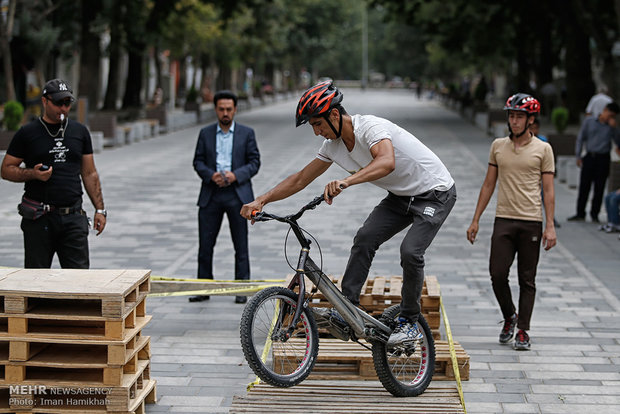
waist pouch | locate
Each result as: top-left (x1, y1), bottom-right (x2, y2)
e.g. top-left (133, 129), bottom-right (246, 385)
top-left (17, 196), bottom-right (48, 220)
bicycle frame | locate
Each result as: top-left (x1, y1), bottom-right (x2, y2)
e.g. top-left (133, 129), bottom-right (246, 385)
top-left (254, 196), bottom-right (392, 343)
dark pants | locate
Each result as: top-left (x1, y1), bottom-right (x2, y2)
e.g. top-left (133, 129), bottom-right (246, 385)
top-left (21, 211), bottom-right (90, 268)
top-left (489, 218), bottom-right (542, 331)
top-left (341, 185), bottom-right (456, 322)
top-left (576, 152), bottom-right (610, 219)
top-left (198, 187), bottom-right (249, 280)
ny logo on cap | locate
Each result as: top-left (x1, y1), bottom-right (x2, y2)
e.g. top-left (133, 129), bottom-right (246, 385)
top-left (59, 83), bottom-right (68, 91)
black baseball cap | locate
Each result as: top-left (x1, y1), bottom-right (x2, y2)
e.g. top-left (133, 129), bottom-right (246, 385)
top-left (42, 79), bottom-right (75, 101)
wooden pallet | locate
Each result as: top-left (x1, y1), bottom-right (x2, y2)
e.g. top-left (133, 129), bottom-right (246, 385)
top-left (288, 274), bottom-right (441, 339)
top-left (2, 321), bottom-right (150, 366)
top-left (0, 308), bottom-right (151, 341)
top-left (0, 269), bottom-right (150, 319)
top-left (273, 338), bottom-right (469, 381)
top-left (230, 380), bottom-right (464, 413)
top-left (4, 336), bottom-right (150, 386)
top-left (5, 360), bottom-right (154, 412)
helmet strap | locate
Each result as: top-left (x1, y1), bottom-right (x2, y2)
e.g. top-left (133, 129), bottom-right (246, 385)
top-left (325, 108), bottom-right (343, 138)
top-left (507, 114), bottom-right (533, 139)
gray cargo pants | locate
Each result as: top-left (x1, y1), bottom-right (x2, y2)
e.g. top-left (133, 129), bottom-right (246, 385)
top-left (341, 185), bottom-right (456, 321)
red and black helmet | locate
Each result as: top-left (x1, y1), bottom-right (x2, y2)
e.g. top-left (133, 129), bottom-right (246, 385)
top-left (295, 81), bottom-right (343, 127)
top-left (503, 93), bottom-right (541, 115)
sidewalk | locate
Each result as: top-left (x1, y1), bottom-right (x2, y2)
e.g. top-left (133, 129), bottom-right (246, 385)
top-left (0, 89), bottom-right (619, 413)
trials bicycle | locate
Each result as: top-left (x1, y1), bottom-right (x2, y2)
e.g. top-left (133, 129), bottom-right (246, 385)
top-left (239, 195), bottom-right (435, 397)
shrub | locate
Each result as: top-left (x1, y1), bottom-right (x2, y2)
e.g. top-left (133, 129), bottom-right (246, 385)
top-left (551, 107), bottom-right (569, 134)
top-left (3, 100), bottom-right (24, 131)
top-left (186, 86), bottom-right (198, 103)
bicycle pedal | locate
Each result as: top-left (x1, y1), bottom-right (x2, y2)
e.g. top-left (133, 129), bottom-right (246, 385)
top-left (390, 339), bottom-right (418, 354)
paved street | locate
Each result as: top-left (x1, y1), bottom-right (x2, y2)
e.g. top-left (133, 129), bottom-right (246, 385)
top-left (1, 89), bottom-right (619, 413)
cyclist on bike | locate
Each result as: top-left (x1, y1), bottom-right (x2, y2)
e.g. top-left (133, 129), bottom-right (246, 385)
top-left (241, 81), bottom-right (456, 347)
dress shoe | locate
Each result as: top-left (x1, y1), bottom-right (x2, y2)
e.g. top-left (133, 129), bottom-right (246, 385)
top-left (189, 295), bottom-right (210, 302)
top-left (567, 215), bottom-right (585, 222)
top-left (235, 296), bottom-right (247, 304)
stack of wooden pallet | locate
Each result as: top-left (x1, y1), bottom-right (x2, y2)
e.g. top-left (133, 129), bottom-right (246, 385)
top-left (0, 268), bottom-right (156, 414)
top-left (284, 274), bottom-right (469, 382)
top-left (274, 338), bottom-right (469, 381)
top-left (289, 274), bottom-right (442, 339)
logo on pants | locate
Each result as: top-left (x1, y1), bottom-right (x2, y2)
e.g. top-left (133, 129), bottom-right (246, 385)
top-left (423, 206), bottom-right (435, 217)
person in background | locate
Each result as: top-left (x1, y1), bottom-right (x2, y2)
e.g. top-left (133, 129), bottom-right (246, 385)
top-left (568, 102), bottom-right (620, 223)
top-left (585, 86), bottom-right (612, 118)
top-left (600, 187), bottom-right (620, 233)
top-left (191, 90), bottom-right (260, 304)
top-left (1, 79), bottom-right (106, 268)
top-left (467, 93), bottom-right (556, 350)
top-left (530, 118), bottom-right (547, 142)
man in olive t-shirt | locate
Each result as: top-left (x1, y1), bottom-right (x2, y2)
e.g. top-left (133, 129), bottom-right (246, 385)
top-left (466, 93), bottom-right (556, 351)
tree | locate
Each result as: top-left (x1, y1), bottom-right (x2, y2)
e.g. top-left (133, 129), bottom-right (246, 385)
top-left (78, 0), bottom-right (105, 109)
top-left (0, 0), bottom-right (17, 101)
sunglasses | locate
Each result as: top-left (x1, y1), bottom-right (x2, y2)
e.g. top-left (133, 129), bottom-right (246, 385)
top-left (46, 96), bottom-right (74, 107)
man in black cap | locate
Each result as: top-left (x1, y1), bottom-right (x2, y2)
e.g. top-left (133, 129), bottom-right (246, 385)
top-left (1, 79), bottom-right (107, 268)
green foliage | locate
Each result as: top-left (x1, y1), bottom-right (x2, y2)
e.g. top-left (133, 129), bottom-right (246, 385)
top-left (186, 86), bottom-right (198, 102)
top-left (3, 100), bottom-right (24, 131)
top-left (551, 107), bottom-right (569, 134)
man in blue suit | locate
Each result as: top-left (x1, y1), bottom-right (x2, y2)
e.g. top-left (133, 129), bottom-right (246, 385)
top-left (192, 90), bottom-right (261, 303)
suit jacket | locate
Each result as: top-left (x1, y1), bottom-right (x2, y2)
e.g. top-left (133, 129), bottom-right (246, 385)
top-left (193, 122), bottom-right (260, 207)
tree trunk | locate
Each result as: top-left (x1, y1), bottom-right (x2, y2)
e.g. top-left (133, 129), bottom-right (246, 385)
top-left (102, 3), bottom-right (123, 110)
top-left (78, 0), bottom-right (103, 109)
top-left (0, 0), bottom-right (17, 102)
top-left (515, 43), bottom-right (531, 93)
top-left (563, 12), bottom-right (595, 123)
top-left (122, 46), bottom-right (144, 109)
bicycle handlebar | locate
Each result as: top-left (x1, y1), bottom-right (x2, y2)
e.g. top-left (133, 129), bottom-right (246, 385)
top-left (251, 195), bottom-right (326, 223)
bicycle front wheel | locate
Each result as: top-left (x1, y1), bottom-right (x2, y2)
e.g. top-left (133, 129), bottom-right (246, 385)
top-left (372, 305), bottom-right (435, 397)
top-left (240, 286), bottom-right (319, 387)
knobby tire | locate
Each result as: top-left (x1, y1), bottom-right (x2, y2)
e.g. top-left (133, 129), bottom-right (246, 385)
top-left (239, 286), bottom-right (319, 387)
top-left (372, 304), bottom-right (435, 397)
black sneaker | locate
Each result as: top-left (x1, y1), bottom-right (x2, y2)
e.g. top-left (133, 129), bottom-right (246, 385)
top-left (567, 215), bottom-right (585, 222)
top-left (499, 313), bottom-right (518, 343)
top-left (514, 329), bottom-right (531, 350)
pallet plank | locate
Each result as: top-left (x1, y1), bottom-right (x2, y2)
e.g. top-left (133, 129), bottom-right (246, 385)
top-left (231, 380), bottom-right (464, 413)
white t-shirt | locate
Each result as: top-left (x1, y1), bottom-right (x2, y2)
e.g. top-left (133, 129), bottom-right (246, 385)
top-left (585, 93), bottom-right (612, 117)
top-left (316, 114), bottom-right (454, 196)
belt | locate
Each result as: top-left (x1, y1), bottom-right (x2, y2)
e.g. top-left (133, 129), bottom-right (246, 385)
top-left (51, 206), bottom-right (84, 215)
top-left (41, 203), bottom-right (83, 215)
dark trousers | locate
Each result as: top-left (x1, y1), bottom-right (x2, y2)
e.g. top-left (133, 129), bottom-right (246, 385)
top-left (489, 218), bottom-right (542, 331)
top-left (198, 187), bottom-right (249, 280)
top-left (21, 211), bottom-right (90, 268)
top-left (341, 185), bottom-right (456, 322)
top-left (576, 153), bottom-right (610, 219)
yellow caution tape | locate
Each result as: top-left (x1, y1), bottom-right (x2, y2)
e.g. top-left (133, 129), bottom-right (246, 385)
top-left (247, 299), bottom-right (284, 391)
top-left (438, 282), bottom-right (467, 414)
top-left (148, 284), bottom-right (280, 297)
top-left (151, 275), bottom-right (286, 283)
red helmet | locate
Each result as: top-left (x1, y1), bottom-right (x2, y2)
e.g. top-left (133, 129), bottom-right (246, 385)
top-left (503, 93), bottom-right (541, 115)
top-left (295, 81), bottom-right (343, 127)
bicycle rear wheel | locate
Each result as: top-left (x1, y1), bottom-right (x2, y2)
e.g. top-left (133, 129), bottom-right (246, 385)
top-left (240, 286), bottom-right (319, 387)
top-left (371, 305), bottom-right (435, 397)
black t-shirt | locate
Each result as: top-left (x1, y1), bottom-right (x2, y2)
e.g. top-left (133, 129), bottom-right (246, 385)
top-left (7, 118), bottom-right (93, 206)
